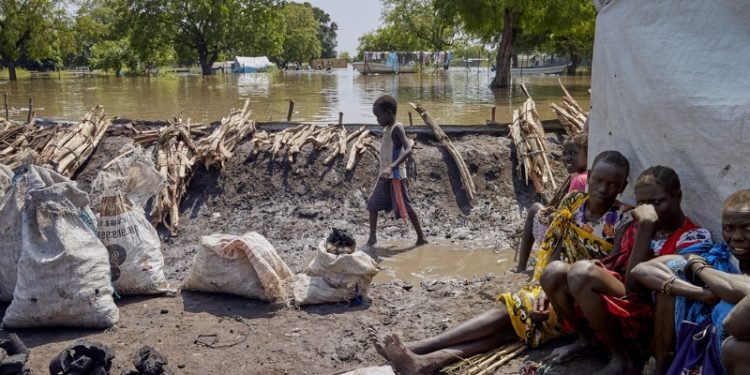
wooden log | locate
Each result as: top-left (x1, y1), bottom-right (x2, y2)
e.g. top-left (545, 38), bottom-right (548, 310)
top-left (346, 129), bottom-right (370, 171)
top-left (410, 102), bottom-right (476, 204)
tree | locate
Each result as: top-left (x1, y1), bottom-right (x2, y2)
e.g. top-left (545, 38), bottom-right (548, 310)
top-left (89, 39), bottom-right (130, 76)
top-left (338, 51), bottom-right (351, 63)
top-left (356, 25), bottom-right (430, 59)
top-left (382, 0), bottom-right (461, 51)
top-left (308, 3), bottom-right (338, 58)
top-left (128, 0), bottom-right (284, 75)
top-left (279, 2), bottom-right (321, 67)
top-left (0, 0), bottom-right (68, 80)
top-left (436, 0), bottom-right (595, 87)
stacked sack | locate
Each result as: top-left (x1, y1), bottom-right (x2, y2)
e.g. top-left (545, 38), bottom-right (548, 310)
top-left (89, 145), bottom-right (173, 296)
top-left (1, 165), bottom-right (119, 328)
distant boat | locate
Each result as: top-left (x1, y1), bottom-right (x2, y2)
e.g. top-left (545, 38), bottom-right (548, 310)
top-left (231, 56), bottom-right (273, 73)
top-left (459, 58), bottom-right (487, 68)
top-left (510, 62), bottom-right (569, 75)
top-left (351, 61), bottom-right (418, 74)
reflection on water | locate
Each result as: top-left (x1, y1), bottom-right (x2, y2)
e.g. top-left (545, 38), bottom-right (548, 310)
top-left (0, 66), bottom-right (590, 125)
top-left (371, 240), bottom-right (515, 284)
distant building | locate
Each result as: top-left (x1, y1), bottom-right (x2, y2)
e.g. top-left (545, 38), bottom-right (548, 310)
top-left (231, 56), bottom-right (273, 73)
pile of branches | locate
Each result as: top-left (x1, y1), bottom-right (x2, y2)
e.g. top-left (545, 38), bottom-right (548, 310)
top-left (249, 124), bottom-right (378, 170)
top-left (195, 99), bottom-right (256, 170)
top-left (442, 342), bottom-right (526, 375)
top-left (550, 79), bottom-right (587, 135)
top-left (143, 116), bottom-right (197, 234)
top-left (509, 85), bottom-right (557, 195)
top-left (0, 106), bottom-right (110, 175)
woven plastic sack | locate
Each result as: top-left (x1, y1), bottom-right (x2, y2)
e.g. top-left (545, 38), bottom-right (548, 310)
top-left (0, 165), bottom-right (70, 302)
top-left (182, 232), bottom-right (294, 301)
top-left (291, 240), bottom-right (379, 306)
top-left (2, 169), bottom-right (119, 328)
top-left (91, 145), bottom-right (172, 295)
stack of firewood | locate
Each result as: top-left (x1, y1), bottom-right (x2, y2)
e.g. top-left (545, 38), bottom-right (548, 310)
top-left (0, 106), bottom-right (110, 174)
top-left (40, 105), bottom-right (111, 177)
top-left (250, 124), bottom-right (378, 169)
top-left (509, 85), bottom-right (557, 195)
top-left (195, 99), bottom-right (256, 170)
top-left (550, 79), bottom-right (587, 135)
top-left (130, 123), bottom-right (211, 146)
top-left (149, 117), bottom-right (197, 233)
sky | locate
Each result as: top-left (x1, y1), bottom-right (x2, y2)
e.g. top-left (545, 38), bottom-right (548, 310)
top-left (294, 0), bottom-right (384, 56)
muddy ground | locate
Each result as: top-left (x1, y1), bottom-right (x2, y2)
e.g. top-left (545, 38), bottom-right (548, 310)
top-left (0, 130), bottom-right (607, 374)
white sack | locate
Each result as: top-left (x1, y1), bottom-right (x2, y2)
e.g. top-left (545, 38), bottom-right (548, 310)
top-left (2, 170), bottom-right (119, 328)
top-left (292, 241), bottom-right (379, 306)
top-left (0, 164), bottom-right (12, 198)
top-left (92, 146), bottom-right (172, 295)
top-left (0, 165), bottom-right (70, 302)
top-left (589, 0), bottom-right (750, 234)
top-left (182, 232), bottom-right (294, 301)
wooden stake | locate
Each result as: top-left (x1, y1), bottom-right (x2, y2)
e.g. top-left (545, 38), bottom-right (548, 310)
top-left (491, 106), bottom-right (496, 123)
top-left (287, 100), bottom-right (295, 122)
top-left (408, 111), bottom-right (413, 126)
top-left (27, 98), bottom-right (33, 123)
top-left (338, 111), bottom-right (343, 126)
top-left (4, 93), bottom-right (8, 120)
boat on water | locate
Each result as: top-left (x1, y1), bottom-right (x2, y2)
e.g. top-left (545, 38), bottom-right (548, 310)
top-left (351, 61), bottom-right (419, 74)
top-left (509, 62), bottom-right (569, 75)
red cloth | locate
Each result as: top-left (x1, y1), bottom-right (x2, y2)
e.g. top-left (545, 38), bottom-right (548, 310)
top-left (564, 218), bottom-right (704, 357)
top-left (391, 179), bottom-right (408, 223)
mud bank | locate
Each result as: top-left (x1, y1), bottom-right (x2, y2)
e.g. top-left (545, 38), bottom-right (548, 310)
top-left (1, 132), bottom-right (605, 374)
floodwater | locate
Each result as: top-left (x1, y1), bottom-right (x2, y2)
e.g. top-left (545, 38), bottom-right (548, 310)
top-left (371, 240), bottom-right (516, 284)
top-left (0, 66), bottom-right (590, 125)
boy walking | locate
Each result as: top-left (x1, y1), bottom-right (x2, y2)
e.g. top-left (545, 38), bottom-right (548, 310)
top-left (366, 95), bottom-right (427, 246)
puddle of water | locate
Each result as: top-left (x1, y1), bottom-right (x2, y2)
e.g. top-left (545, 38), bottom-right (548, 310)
top-left (370, 240), bottom-right (515, 284)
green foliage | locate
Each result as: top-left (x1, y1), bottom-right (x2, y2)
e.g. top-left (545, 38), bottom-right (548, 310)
top-left (382, 0), bottom-right (460, 51)
top-left (338, 51), bottom-right (352, 63)
top-left (356, 25), bottom-right (430, 59)
top-left (0, 0), bottom-right (69, 79)
top-left (279, 2), bottom-right (321, 66)
top-left (308, 3), bottom-right (338, 58)
top-left (128, 0), bottom-right (284, 75)
top-left (89, 39), bottom-right (130, 76)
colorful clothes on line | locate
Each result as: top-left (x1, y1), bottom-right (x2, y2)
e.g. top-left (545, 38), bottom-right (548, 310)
top-left (501, 192), bottom-right (628, 348)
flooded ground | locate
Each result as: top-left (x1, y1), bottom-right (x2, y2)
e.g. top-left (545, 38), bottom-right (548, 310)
top-left (0, 67), bottom-right (590, 124)
top-left (371, 241), bottom-right (516, 284)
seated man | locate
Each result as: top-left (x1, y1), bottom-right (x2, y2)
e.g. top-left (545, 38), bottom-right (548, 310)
top-left (370, 151), bottom-right (632, 375)
top-left (540, 166), bottom-right (711, 374)
top-left (631, 189), bottom-right (750, 374)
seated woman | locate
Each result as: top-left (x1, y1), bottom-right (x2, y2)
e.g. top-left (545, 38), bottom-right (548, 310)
top-left (370, 150), bottom-right (631, 375)
top-left (631, 189), bottom-right (750, 374)
top-left (516, 133), bottom-right (589, 272)
top-left (540, 166), bottom-right (711, 375)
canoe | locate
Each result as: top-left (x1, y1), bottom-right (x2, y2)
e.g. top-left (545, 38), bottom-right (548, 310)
top-left (351, 61), bottom-right (419, 75)
top-left (510, 63), bottom-right (569, 75)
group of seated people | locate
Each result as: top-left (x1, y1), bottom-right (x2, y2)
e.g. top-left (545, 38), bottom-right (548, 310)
top-left (371, 135), bottom-right (750, 375)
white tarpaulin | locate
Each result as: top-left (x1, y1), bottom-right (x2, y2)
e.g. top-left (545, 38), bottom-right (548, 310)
top-left (589, 0), bottom-right (750, 234)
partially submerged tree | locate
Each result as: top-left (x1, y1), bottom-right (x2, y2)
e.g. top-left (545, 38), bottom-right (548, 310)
top-left (0, 0), bottom-right (68, 80)
top-left (383, 0), bottom-right (461, 51)
top-left (356, 25), bottom-right (430, 59)
top-left (128, 0), bottom-right (284, 75)
top-left (436, 0), bottom-right (596, 87)
top-left (279, 2), bottom-right (321, 67)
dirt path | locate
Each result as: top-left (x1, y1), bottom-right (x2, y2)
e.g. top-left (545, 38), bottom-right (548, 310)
top-left (1, 132), bottom-right (606, 374)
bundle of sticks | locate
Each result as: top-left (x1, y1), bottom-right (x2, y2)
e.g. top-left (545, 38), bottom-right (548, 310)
top-left (410, 102), bottom-right (477, 204)
top-left (195, 99), bottom-right (256, 170)
top-left (149, 117), bottom-right (197, 233)
top-left (550, 79), bottom-right (587, 135)
top-left (509, 85), bottom-right (557, 195)
top-left (40, 105), bottom-right (111, 177)
top-left (442, 342), bottom-right (526, 375)
top-left (249, 124), bottom-right (378, 169)
top-left (130, 123), bottom-right (211, 146)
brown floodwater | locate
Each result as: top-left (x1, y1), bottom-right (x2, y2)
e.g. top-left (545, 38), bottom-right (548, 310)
top-left (371, 240), bottom-right (516, 284)
top-left (0, 67), bottom-right (590, 125)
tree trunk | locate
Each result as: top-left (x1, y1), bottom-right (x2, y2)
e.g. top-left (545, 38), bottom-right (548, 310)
top-left (491, 8), bottom-right (514, 88)
top-left (198, 46), bottom-right (215, 76)
top-left (8, 61), bottom-right (17, 81)
top-left (566, 53), bottom-right (581, 75)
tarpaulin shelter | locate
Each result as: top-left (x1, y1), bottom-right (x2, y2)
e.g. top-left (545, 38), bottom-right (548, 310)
top-left (589, 0), bottom-right (750, 234)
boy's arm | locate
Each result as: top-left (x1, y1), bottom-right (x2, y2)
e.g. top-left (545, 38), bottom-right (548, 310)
top-left (389, 125), bottom-right (412, 171)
